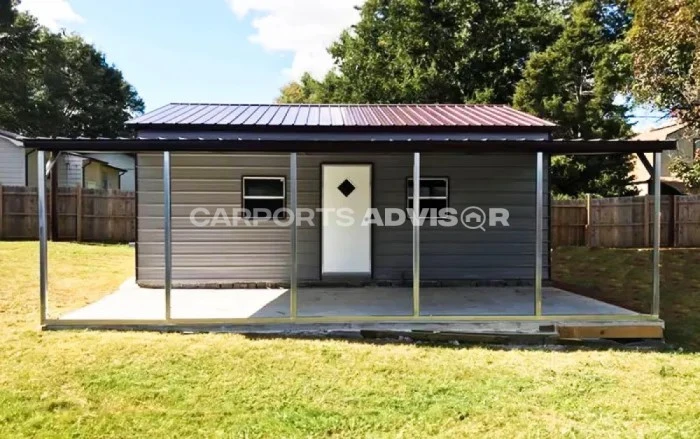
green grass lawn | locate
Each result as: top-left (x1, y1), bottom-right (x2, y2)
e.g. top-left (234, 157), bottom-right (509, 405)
top-left (0, 241), bottom-right (699, 438)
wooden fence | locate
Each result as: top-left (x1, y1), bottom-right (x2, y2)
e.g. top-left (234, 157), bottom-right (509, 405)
top-left (0, 186), bottom-right (135, 242)
top-left (552, 195), bottom-right (700, 248)
top-left (2, 185), bottom-right (699, 248)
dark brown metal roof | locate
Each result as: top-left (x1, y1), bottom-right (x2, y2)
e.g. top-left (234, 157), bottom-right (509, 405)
top-left (128, 103), bottom-right (557, 129)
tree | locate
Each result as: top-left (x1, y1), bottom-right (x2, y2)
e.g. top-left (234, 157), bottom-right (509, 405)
top-left (278, 0), bottom-right (565, 104)
top-left (277, 72), bottom-right (335, 103)
top-left (669, 151), bottom-right (700, 193)
top-left (0, 0), bottom-right (38, 132)
top-left (547, 154), bottom-right (637, 197)
top-left (513, 0), bottom-right (637, 197)
top-left (28, 31), bottom-right (145, 137)
top-left (628, 0), bottom-right (700, 129)
top-left (277, 80), bottom-right (309, 104)
top-left (0, 0), bottom-right (144, 136)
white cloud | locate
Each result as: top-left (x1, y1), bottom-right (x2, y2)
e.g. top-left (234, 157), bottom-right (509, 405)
top-left (226, 0), bottom-right (363, 79)
top-left (17, 0), bottom-right (84, 31)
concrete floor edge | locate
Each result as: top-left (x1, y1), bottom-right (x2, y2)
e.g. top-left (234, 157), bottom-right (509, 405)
top-left (42, 318), bottom-right (665, 336)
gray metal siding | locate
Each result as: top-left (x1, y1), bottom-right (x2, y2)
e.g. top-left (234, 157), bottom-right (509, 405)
top-left (137, 152), bottom-right (549, 286)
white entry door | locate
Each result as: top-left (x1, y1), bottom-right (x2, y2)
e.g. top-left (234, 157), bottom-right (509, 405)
top-left (322, 164), bottom-right (372, 275)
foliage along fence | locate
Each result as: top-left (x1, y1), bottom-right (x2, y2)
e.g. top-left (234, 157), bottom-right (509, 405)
top-left (0, 186), bottom-right (135, 243)
top-left (552, 195), bottom-right (700, 248)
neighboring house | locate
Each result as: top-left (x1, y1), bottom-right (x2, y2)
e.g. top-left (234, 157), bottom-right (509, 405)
top-left (84, 153), bottom-right (136, 190)
top-left (0, 130), bottom-right (136, 191)
top-left (631, 121), bottom-right (699, 194)
top-left (0, 130), bottom-right (26, 186)
top-left (25, 151), bottom-right (136, 191)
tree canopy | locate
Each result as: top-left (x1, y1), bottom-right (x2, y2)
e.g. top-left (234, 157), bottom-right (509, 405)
top-left (627, 0), bottom-right (700, 191)
top-left (628, 0), bottom-right (700, 129)
top-left (0, 0), bottom-right (144, 137)
top-left (513, 0), bottom-right (632, 140)
top-left (279, 0), bottom-right (565, 104)
top-left (513, 0), bottom-right (636, 197)
top-left (669, 151), bottom-right (700, 194)
top-left (277, 0), bottom-right (644, 197)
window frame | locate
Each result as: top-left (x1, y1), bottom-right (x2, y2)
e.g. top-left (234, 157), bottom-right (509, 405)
top-left (241, 176), bottom-right (286, 219)
top-left (406, 177), bottom-right (450, 219)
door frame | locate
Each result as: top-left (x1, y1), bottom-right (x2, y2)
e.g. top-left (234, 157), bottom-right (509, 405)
top-left (319, 162), bottom-right (374, 281)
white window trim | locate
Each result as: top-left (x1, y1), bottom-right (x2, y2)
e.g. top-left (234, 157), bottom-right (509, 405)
top-left (242, 176), bottom-right (286, 219)
top-left (407, 177), bottom-right (449, 219)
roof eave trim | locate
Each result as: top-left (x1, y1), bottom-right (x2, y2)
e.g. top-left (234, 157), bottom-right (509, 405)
top-left (22, 138), bottom-right (676, 154)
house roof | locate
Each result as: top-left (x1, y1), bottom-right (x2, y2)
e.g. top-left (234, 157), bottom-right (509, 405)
top-left (660, 177), bottom-right (688, 194)
top-left (632, 121), bottom-right (686, 141)
top-left (74, 153), bottom-right (129, 173)
top-left (127, 103), bottom-right (557, 131)
top-left (0, 129), bottom-right (23, 146)
top-left (0, 129), bottom-right (21, 139)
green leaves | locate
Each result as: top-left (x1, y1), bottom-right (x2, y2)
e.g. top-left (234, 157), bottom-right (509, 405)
top-left (278, 0), bottom-right (563, 105)
top-left (275, 0), bottom-right (690, 198)
top-left (551, 154), bottom-right (637, 197)
top-left (669, 153), bottom-right (700, 193)
top-left (513, 0), bottom-right (636, 197)
top-left (514, 0), bottom-right (633, 140)
top-left (628, 0), bottom-right (700, 129)
top-left (0, 0), bottom-right (144, 137)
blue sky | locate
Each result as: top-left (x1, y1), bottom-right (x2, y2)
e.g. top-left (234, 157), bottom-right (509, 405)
top-left (19, 0), bottom-right (666, 131)
top-left (66, 0), bottom-right (292, 108)
top-left (19, 0), bottom-right (361, 111)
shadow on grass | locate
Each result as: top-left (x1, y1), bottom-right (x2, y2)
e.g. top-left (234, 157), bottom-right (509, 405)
top-left (239, 332), bottom-right (679, 353)
top-left (43, 326), bottom-right (680, 354)
top-left (552, 246), bottom-right (700, 352)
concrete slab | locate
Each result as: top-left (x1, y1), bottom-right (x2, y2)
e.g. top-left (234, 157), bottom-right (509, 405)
top-left (59, 278), bottom-right (637, 321)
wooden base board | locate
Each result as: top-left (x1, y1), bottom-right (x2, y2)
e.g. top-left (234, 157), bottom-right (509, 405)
top-left (557, 324), bottom-right (664, 339)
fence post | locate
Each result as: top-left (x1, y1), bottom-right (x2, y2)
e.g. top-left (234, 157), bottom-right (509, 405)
top-left (585, 193), bottom-right (592, 247)
top-left (643, 195), bottom-right (650, 247)
top-left (76, 186), bottom-right (82, 242)
top-left (670, 195), bottom-right (677, 248)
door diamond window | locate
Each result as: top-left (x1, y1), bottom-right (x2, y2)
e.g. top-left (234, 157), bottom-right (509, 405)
top-left (337, 179), bottom-right (356, 197)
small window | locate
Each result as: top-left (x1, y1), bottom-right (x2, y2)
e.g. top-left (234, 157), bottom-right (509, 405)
top-left (407, 178), bottom-right (449, 217)
top-left (242, 177), bottom-right (285, 219)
